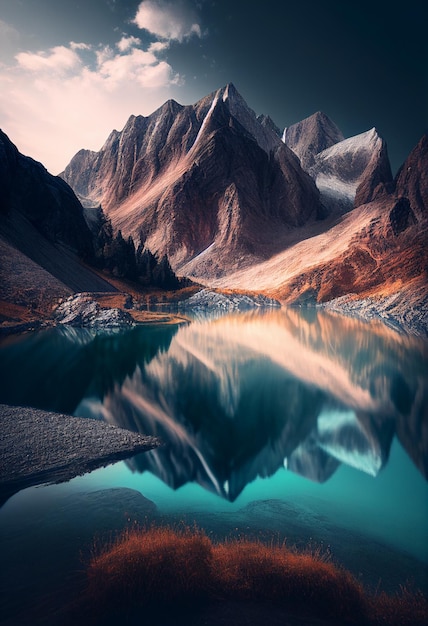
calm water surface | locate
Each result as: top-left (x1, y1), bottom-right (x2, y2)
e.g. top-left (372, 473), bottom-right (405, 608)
top-left (1, 307), bottom-right (427, 616)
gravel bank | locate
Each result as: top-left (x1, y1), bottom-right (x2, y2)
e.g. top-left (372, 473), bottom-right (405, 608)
top-left (0, 404), bottom-right (160, 500)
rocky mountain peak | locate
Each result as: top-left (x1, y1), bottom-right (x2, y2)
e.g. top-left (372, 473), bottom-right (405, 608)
top-left (257, 114), bottom-right (282, 138)
top-left (209, 83), bottom-right (282, 154)
top-left (283, 111), bottom-right (345, 169)
top-left (60, 87), bottom-right (322, 280)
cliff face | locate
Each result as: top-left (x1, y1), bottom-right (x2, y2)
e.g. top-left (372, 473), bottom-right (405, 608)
top-left (61, 84), bottom-right (323, 279)
top-left (394, 133), bottom-right (428, 220)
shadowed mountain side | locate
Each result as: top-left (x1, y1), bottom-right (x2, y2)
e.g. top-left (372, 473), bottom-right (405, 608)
top-left (0, 213), bottom-right (115, 295)
top-left (75, 309), bottom-right (428, 499)
top-left (0, 129), bottom-right (92, 256)
top-left (0, 130), bottom-right (118, 304)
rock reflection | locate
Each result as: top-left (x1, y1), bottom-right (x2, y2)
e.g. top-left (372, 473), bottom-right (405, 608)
top-left (80, 308), bottom-right (428, 499)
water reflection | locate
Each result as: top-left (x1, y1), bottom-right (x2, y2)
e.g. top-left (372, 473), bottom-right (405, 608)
top-left (1, 308), bottom-right (427, 499)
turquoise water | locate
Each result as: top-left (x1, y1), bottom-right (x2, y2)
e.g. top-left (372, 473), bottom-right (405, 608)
top-left (1, 307), bottom-right (427, 580)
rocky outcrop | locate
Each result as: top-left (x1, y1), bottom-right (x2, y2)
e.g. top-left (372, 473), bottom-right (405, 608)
top-left (61, 84), bottom-right (323, 280)
top-left (0, 404), bottom-right (159, 500)
top-left (54, 293), bottom-right (134, 329)
top-left (178, 289), bottom-right (280, 311)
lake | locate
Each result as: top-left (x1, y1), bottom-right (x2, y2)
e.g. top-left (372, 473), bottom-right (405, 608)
top-left (0, 307), bottom-right (427, 622)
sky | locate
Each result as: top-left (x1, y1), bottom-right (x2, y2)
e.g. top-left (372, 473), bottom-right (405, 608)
top-left (0, 0), bottom-right (426, 174)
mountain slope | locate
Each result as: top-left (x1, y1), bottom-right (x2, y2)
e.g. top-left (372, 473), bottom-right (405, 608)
top-left (61, 84), bottom-right (324, 279)
top-left (0, 130), bottom-right (116, 309)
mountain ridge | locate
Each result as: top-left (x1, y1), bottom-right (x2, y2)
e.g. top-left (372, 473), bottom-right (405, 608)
top-left (1, 84), bottom-right (426, 334)
top-left (61, 84), bottom-right (323, 278)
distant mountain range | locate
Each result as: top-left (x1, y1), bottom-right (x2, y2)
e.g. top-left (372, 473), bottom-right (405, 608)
top-left (1, 83), bottom-right (427, 326)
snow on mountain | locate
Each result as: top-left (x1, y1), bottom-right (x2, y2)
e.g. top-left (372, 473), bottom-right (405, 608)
top-left (308, 128), bottom-right (392, 213)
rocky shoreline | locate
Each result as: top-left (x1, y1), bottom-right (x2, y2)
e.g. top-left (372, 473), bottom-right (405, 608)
top-left (0, 404), bottom-right (160, 503)
top-left (323, 290), bottom-right (428, 338)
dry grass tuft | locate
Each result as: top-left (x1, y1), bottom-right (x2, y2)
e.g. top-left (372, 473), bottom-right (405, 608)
top-left (87, 526), bottom-right (213, 610)
top-left (85, 525), bottom-right (428, 625)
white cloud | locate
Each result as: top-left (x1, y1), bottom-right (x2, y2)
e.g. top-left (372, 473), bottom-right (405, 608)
top-left (0, 37), bottom-right (184, 173)
top-left (148, 41), bottom-right (170, 53)
top-left (70, 42), bottom-right (92, 51)
top-left (16, 45), bottom-right (81, 74)
top-left (133, 0), bottom-right (202, 42)
top-left (117, 35), bottom-right (142, 52)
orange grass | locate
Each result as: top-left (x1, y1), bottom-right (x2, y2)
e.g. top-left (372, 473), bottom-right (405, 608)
top-left (86, 526), bottom-right (428, 625)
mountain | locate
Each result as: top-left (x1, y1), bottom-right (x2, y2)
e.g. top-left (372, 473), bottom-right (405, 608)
top-left (3, 84), bottom-right (426, 331)
top-left (283, 111), bottom-right (345, 170)
top-left (308, 128), bottom-right (393, 213)
top-left (199, 129), bottom-right (427, 329)
top-left (0, 130), bottom-right (116, 310)
top-left (61, 84), bottom-right (324, 280)
top-left (283, 114), bottom-right (393, 214)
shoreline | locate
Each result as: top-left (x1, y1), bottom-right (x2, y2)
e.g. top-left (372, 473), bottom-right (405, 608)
top-left (0, 404), bottom-right (160, 503)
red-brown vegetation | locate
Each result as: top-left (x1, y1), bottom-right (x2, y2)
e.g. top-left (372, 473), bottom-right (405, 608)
top-left (85, 526), bottom-right (428, 625)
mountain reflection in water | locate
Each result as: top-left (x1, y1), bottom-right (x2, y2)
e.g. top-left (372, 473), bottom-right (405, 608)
top-left (1, 308), bottom-right (427, 500)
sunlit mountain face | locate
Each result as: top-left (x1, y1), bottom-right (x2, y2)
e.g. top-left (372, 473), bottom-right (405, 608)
top-left (3, 308), bottom-right (424, 501)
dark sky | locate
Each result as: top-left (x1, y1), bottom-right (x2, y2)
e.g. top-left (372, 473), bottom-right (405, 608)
top-left (0, 0), bottom-right (426, 173)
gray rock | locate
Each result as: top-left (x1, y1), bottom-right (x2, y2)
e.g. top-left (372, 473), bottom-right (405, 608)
top-left (178, 289), bottom-right (280, 311)
top-left (0, 403), bottom-right (160, 500)
top-left (54, 293), bottom-right (134, 329)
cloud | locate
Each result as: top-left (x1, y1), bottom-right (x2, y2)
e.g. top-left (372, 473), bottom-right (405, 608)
top-left (133, 0), bottom-right (202, 42)
top-left (0, 37), bottom-right (184, 173)
top-left (117, 35), bottom-right (142, 53)
top-left (16, 46), bottom-right (82, 74)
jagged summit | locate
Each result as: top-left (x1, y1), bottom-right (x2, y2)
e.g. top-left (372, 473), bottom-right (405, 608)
top-left (283, 111), bottom-right (345, 169)
top-left (61, 85), bottom-right (322, 279)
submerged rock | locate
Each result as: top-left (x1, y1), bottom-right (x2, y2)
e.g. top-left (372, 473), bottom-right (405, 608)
top-left (54, 293), bottom-right (135, 329)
